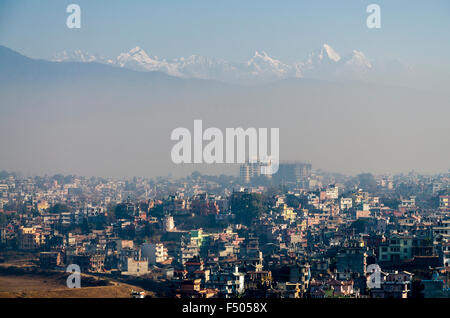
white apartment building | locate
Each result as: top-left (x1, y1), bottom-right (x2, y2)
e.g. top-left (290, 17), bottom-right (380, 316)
top-left (141, 243), bottom-right (168, 265)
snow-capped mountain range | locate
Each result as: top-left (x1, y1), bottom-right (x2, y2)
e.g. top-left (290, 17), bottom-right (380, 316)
top-left (52, 44), bottom-right (402, 83)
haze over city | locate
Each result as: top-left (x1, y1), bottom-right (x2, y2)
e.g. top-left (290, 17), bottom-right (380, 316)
top-left (0, 0), bottom-right (449, 178)
top-left (1, 0), bottom-right (450, 306)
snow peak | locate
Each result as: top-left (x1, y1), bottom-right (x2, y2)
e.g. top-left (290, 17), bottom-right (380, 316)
top-left (182, 302), bottom-right (216, 315)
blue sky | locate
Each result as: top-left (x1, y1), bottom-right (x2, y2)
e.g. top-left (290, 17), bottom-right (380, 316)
top-left (0, 0), bottom-right (449, 66)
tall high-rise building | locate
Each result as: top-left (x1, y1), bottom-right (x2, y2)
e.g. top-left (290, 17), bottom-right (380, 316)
top-left (272, 161), bottom-right (312, 184)
top-left (240, 161), bottom-right (311, 185)
top-left (240, 161), bottom-right (263, 183)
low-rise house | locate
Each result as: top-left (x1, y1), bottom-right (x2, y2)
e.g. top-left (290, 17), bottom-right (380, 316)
top-left (369, 270), bottom-right (413, 298)
top-left (121, 257), bottom-right (149, 276)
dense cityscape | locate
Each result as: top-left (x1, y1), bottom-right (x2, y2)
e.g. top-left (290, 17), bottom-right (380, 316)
top-left (1, 163), bottom-right (449, 298)
top-left (1, 2), bottom-right (449, 311)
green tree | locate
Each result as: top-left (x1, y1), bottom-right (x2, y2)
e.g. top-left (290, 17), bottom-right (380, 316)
top-left (357, 173), bottom-right (378, 192)
top-left (0, 213), bottom-right (7, 226)
top-left (381, 197), bottom-right (400, 209)
top-left (230, 192), bottom-right (267, 225)
top-left (285, 194), bottom-right (302, 209)
top-left (114, 203), bottom-right (133, 219)
top-left (48, 203), bottom-right (71, 213)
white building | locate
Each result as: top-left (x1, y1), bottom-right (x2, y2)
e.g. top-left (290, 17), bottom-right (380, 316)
top-left (141, 243), bottom-right (168, 265)
top-left (326, 185), bottom-right (339, 200)
top-left (164, 215), bottom-right (175, 232)
top-left (340, 197), bottom-right (352, 210)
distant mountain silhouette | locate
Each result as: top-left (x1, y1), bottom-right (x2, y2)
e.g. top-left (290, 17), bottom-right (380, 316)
top-left (0, 45), bottom-right (447, 177)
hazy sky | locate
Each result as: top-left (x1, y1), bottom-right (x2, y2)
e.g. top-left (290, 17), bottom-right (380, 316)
top-left (0, 1), bottom-right (449, 178)
top-left (0, 0), bottom-right (449, 67)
